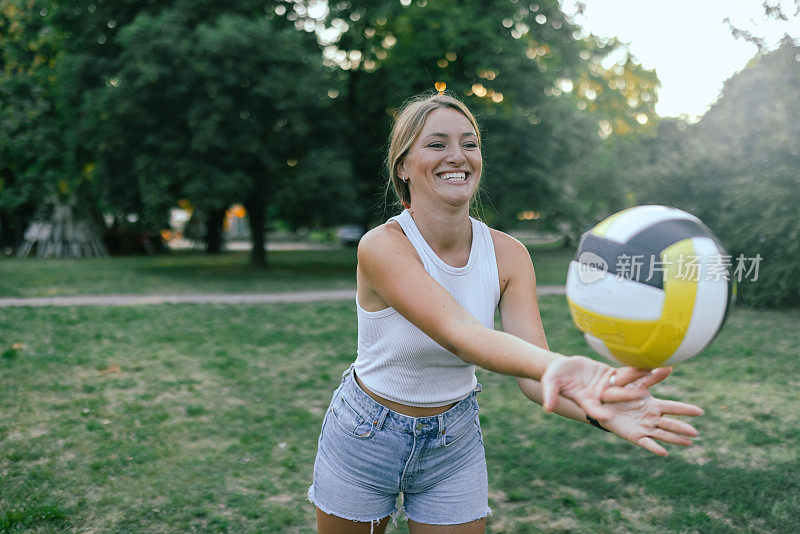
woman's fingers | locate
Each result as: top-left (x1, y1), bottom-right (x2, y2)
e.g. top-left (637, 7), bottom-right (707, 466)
top-left (659, 399), bottom-right (705, 417)
top-left (613, 367), bottom-right (653, 387)
top-left (636, 437), bottom-right (669, 457)
top-left (636, 428), bottom-right (694, 456)
top-left (615, 366), bottom-right (673, 390)
top-left (650, 428), bottom-right (694, 447)
top-left (636, 367), bottom-right (673, 389)
top-left (600, 386), bottom-right (649, 404)
top-left (656, 416), bottom-right (699, 437)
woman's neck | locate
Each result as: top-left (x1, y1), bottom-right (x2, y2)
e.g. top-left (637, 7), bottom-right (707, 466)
top-left (407, 200), bottom-right (472, 258)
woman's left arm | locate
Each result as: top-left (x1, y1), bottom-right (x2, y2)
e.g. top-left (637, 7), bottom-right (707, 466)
top-left (493, 230), bottom-right (704, 455)
top-left (492, 229), bottom-right (602, 422)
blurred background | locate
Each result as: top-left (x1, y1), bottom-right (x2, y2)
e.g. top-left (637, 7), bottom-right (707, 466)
top-left (1, 0), bottom-right (798, 307)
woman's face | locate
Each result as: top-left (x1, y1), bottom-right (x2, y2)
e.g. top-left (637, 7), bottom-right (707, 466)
top-left (400, 107), bottom-right (482, 209)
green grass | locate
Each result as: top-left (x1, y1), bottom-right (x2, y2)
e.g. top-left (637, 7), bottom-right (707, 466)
top-left (0, 246), bottom-right (574, 298)
top-left (1, 298), bottom-right (798, 532)
top-left (528, 245), bottom-right (574, 287)
top-left (0, 250), bottom-right (359, 298)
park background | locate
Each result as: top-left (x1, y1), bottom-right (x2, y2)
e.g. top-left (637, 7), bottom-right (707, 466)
top-left (1, 0), bottom-right (799, 532)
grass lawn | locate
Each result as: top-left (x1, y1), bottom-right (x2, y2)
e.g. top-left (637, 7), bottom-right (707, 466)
top-left (0, 245), bottom-right (575, 298)
top-left (1, 297), bottom-right (798, 532)
top-left (0, 250), bottom-right (360, 298)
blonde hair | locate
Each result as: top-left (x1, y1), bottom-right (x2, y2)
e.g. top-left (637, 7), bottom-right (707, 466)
top-left (385, 92), bottom-right (482, 208)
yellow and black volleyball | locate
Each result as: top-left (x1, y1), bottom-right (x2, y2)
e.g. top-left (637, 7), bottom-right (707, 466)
top-left (566, 205), bottom-right (734, 369)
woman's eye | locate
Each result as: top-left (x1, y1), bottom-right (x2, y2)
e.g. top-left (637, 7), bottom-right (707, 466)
top-left (463, 143), bottom-right (478, 149)
top-left (428, 143), bottom-right (445, 149)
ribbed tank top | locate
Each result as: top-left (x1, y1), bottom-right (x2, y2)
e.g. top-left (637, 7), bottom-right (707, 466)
top-left (353, 209), bottom-right (501, 407)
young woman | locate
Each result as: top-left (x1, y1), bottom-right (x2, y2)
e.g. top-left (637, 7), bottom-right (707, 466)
top-left (308, 93), bottom-right (703, 533)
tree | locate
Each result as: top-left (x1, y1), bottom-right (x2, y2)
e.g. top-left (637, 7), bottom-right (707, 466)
top-left (724, 0), bottom-right (800, 52)
top-left (104, 4), bottom-right (343, 265)
top-left (0, 0), bottom-right (64, 252)
top-left (306, 0), bottom-right (659, 233)
top-left (635, 41), bottom-right (800, 307)
top-left (515, 37), bottom-right (660, 239)
top-left (3, 0), bottom-right (663, 261)
top-left (694, 41), bottom-right (799, 307)
top-left (1, 0), bottom-right (175, 254)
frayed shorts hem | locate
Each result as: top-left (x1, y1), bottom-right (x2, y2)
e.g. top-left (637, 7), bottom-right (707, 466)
top-left (307, 484), bottom-right (400, 527)
top-left (405, 507), bottom-right (493, 526)
top-left (309, 484), bottom-right (491, 527)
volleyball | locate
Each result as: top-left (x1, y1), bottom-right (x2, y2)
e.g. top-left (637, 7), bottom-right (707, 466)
top-left (565, 205), bottom-right (734, 369)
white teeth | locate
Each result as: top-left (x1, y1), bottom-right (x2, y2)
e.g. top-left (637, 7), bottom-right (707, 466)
top-left (437, 172), bottom-right (467, 181)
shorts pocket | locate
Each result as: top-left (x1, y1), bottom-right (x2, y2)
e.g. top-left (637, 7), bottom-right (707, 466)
top-left (330, 395), bottom-right (375, 439)
top-left (444, 404), bottom-right (479, 447)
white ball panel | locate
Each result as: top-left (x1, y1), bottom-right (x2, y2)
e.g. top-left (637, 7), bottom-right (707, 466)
top-left (665, 237), bottom-right (730, 364)
top-left (603, 205), bottom-right (702, 243)
top-left (567, 261), bottom-right (665, 321)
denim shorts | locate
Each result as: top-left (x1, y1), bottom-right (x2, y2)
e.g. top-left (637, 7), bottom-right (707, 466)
top-left (308, 366), bottom-right (491, 526)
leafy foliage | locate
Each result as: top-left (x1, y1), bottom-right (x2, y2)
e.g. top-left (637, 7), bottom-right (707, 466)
top-left (0, 0), bottom-right (66, 247)
top-left (2, 1), bottom-right (796, 304)
top-left (635, 42), bottom-right (800, 307)
top-left (315, 0), bottom-right (658, 230)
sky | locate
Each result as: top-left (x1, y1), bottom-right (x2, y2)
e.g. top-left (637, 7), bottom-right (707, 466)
top-left (562, 0), bottom-right (800, 118)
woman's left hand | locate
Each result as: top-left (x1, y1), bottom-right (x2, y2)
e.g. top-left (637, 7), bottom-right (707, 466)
top-left (595, 367), bottom-right (705, 456)
top-left (540, 355), bottom-right (651, 420)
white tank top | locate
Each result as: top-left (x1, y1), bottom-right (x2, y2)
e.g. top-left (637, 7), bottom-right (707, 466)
top-left (353, 209), bottom-right (501, 407)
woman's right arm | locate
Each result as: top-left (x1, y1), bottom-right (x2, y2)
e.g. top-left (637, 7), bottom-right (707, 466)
top-left (357, 224), bottom-right (646, 418)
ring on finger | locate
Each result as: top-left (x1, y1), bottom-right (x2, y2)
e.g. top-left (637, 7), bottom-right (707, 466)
top-left (609, 374), bottom-right (617, 387)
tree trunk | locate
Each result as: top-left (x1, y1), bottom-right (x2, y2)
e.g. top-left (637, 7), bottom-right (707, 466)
top-left (0, 168), bottom-right (25, 255)
top-left (346, 69), bottom-right (375, 230)
top-left (0, 209), bottom-right (15, 255)
top-left (245, 199), bottom-right (267, 268)
top-left (204, 208), bottom-right (226, 253)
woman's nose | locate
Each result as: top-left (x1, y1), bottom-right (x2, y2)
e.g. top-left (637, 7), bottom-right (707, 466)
top-left (445, 145), bottom-right (466, 165)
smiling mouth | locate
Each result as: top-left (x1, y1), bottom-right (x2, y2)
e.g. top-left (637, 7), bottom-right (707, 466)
top-left (436, 171), bottom-right (468, 182)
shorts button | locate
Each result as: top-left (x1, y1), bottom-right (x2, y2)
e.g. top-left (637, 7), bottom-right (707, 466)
top-left (415, 422), bottom-right (422, 431)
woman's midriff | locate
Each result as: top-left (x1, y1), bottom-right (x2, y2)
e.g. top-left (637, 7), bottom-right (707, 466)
top-left (354, 372), bottom-right (456, 417)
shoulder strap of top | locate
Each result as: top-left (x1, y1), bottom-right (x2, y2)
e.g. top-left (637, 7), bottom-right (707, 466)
top-left (473, 218), bottom-right (502, 306)
top-left (390, 209), bottom-right (429, 261)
